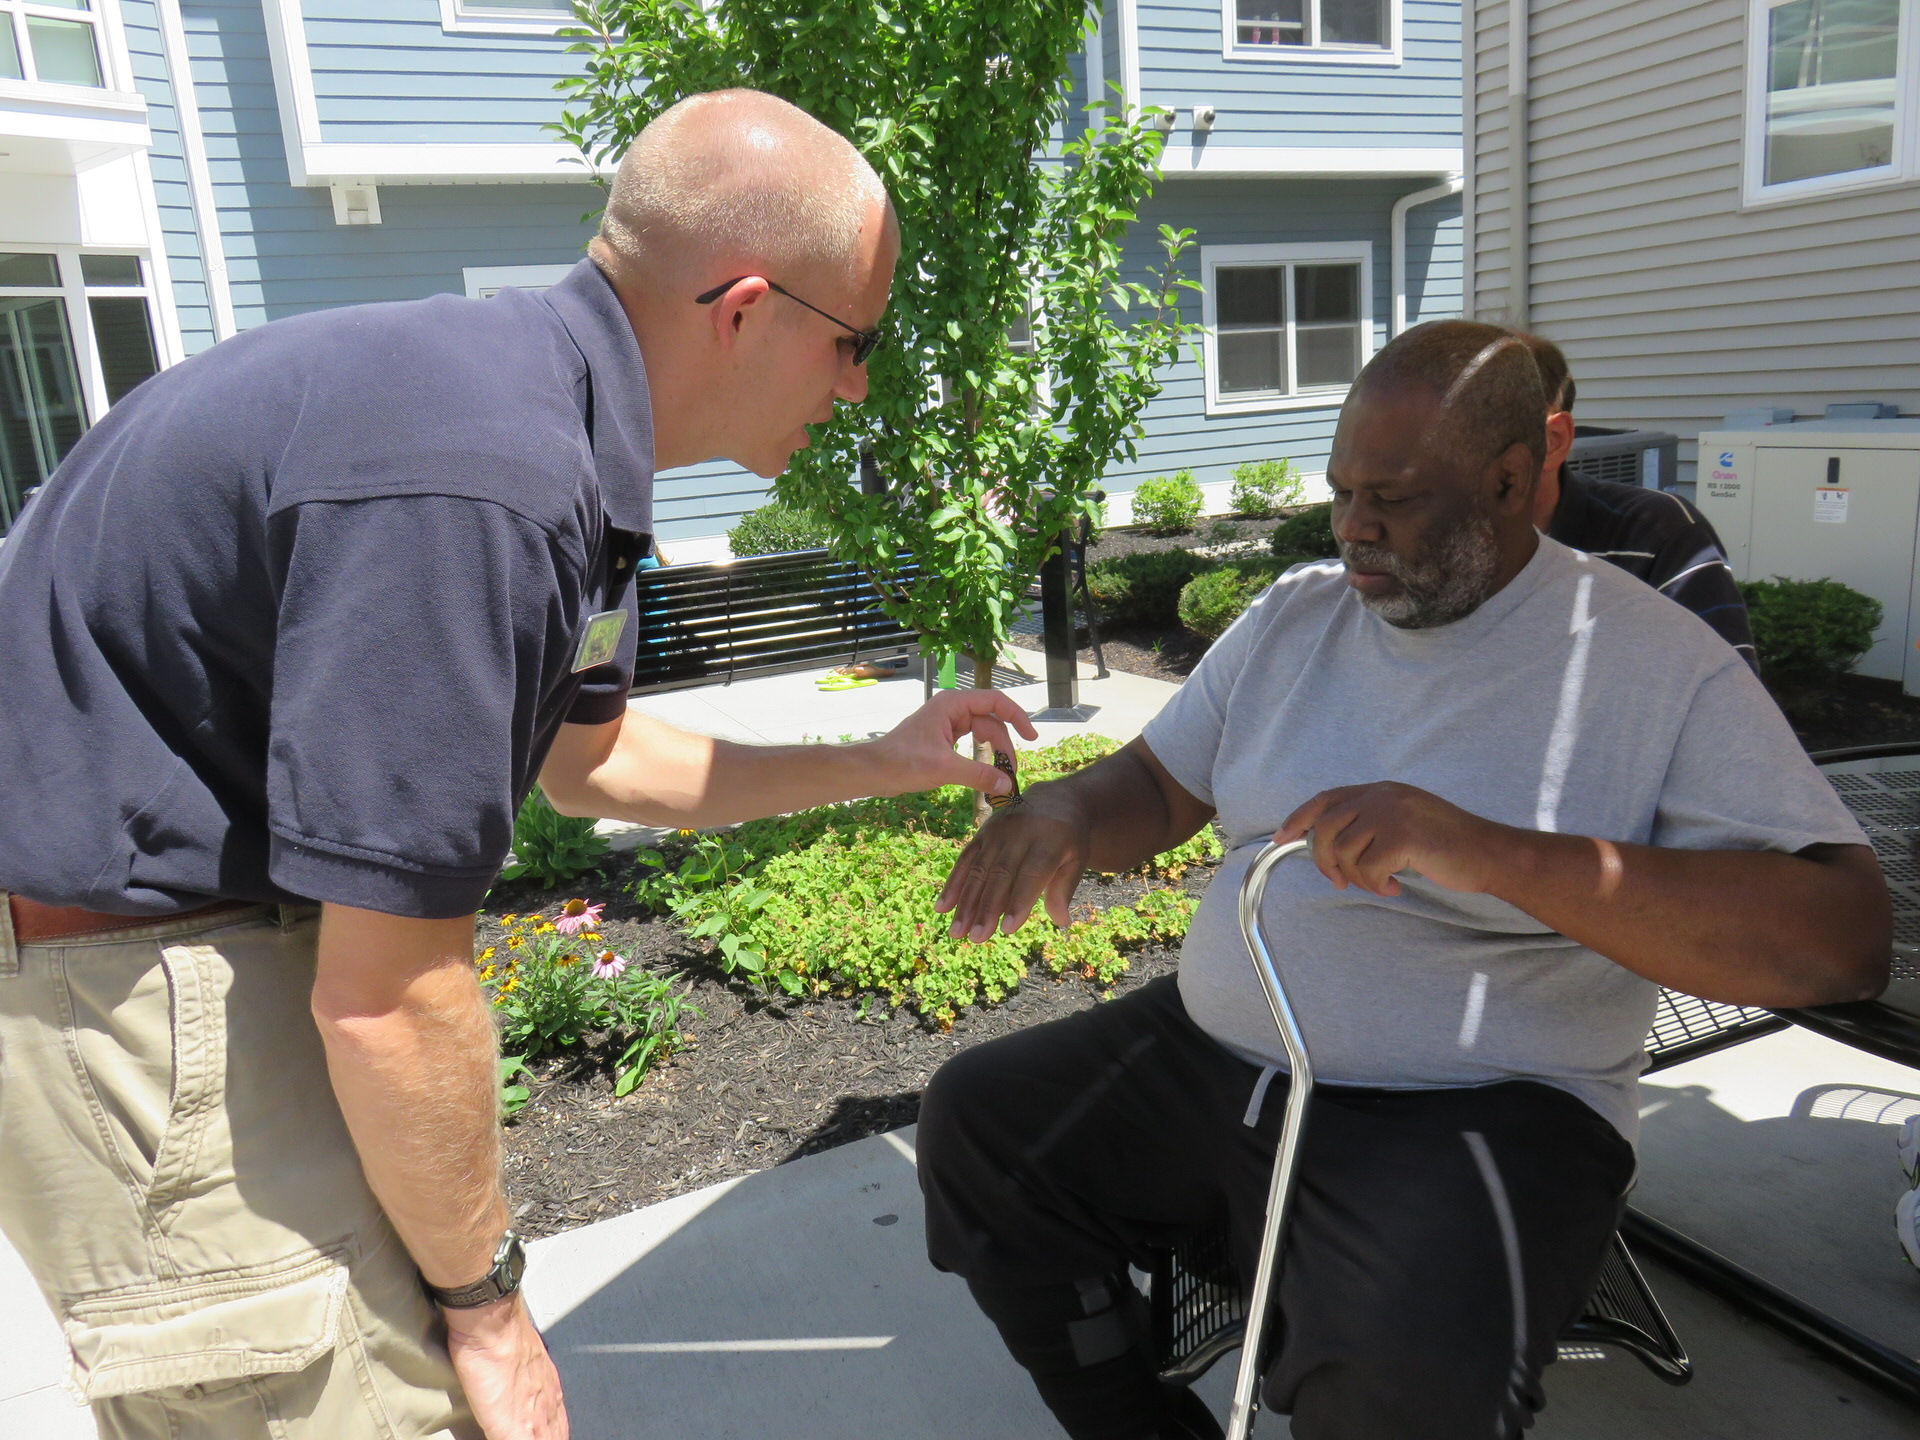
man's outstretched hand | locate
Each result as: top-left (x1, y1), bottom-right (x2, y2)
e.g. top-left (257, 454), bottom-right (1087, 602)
top-left (1275, 781), bottom-right (1510, 897)
top-left (870, 688), bottom-right (1039, 799)
top-left (935, 783), bottom-right (1091, 941)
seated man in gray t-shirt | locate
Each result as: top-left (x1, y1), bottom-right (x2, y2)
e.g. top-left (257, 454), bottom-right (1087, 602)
top-left (916, 321), bottom-right (1888, 1440)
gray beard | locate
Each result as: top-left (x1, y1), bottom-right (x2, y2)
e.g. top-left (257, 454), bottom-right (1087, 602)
top-left (1341, 511), bottom-right (1502, 629)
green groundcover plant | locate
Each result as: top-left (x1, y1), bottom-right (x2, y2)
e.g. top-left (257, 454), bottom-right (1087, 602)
top-left (1084, 548), bottom-right (1216, 628)
top-left (1176, 556), bottom-right (1287, 640)
top-left (634, 735), bottom-right (1221, 1026)
top-left (1267, 502), bottom-right (1340, 560)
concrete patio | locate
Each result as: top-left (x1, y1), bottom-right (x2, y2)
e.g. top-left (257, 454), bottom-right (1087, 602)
top-left (4, 658), bottom-right (1919, 1437)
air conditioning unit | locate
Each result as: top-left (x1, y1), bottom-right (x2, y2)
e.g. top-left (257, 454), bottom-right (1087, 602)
top-left (1567, 426), bottom-right (1679, 490)
top-left (1697, 421), bottom-right (1920, 693)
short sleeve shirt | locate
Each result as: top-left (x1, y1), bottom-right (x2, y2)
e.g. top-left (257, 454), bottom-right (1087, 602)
top-left (0, 259), bottom-right (652, 919)
top-left (1141, 538), bottom-right (1864, 1141)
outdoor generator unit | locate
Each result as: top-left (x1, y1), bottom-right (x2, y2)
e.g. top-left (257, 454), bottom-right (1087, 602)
top-left (1697, 421), bottom-right (1920, 695)
top-left (1567, 426), bottom-right (1680, 490)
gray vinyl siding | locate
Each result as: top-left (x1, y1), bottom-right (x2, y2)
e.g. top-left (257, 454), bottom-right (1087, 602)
top-left (1469, 0), bottom-right (1920, 484)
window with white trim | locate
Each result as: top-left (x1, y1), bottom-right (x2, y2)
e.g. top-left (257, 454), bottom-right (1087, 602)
top-left (0, 0), bottom-right (106, 87)
top-left (1744, 0), bottom-right (1920, 204)
top-left (1201, 243), bottom-right (1372, 415)
top-left (1, 250), bottom-right (160, 530)
top-left (1224, 0), bottom-right (1399, 64)
top-left (439, 0), bottom-right (576, 37)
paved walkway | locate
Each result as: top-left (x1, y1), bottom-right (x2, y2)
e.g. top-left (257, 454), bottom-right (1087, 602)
top-left (7, 658), bottom-right (1920, 1437)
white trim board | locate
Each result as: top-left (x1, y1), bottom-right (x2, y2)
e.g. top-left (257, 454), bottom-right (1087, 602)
top-left (1155, 145), bottom-right (1461, 178)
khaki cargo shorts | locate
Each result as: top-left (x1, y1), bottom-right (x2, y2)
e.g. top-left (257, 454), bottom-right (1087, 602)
top-left (0, 898), bottom-right (477, 1439)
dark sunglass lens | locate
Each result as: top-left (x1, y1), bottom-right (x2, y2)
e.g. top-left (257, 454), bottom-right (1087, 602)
top-left (853, 335), bottom-right (880, 366)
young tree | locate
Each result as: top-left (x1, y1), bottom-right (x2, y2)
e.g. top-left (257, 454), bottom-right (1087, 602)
top-left (558, 0), bottom-right (1193, 695)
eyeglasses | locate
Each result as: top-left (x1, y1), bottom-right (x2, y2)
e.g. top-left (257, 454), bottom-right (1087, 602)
top-left (695, 276), bottom-right (885, 366)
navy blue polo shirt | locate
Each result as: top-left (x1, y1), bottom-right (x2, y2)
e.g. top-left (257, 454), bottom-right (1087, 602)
top-left (0, 259), bottom-right (651, 919)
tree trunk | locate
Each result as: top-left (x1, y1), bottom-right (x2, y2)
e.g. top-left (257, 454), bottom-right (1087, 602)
top-left (972, 652), bottom-right (996, 827)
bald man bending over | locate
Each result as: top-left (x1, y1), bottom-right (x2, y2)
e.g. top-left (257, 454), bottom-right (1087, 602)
top-left (0, 89), bottom-right (1031, 1440)
top-left (920, 321), bottom-right (1886, 1440)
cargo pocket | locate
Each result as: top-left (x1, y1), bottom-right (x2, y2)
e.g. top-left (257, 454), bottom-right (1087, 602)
top-left (62, 1250), bottom-right (348, 1403)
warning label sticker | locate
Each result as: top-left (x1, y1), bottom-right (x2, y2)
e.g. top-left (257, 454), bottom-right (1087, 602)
top-left (1814, 487), bottom-right (1850, 524)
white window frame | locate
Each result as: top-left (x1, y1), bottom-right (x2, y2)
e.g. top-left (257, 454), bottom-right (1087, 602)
top-left (1742, 0), bottom-right (1920, 208)
top-left (437, 0), bottom-right (576, 37)
top-left (0, 246), bottom-right (163, 424)
top-left (461, 263), bottom-right (576, 299)
top-left (1201, 241), bottom-right (1374, 417)
top-left (0, 245), bottom-right (165, 524)
top-left (1221, 0), bottom-right (1403, 67)
top-left (0, 0), bottom-right (129, 93)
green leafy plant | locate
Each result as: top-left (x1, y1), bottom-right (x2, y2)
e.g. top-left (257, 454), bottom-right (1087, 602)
top-left (1739, 576), bottom-right (1882, 714)
top-left (726, 501), bottom-right (834, 557)
top-left (501, 790), bottom-right (609, 888)
top-left (481, 902), bottom-right (697, 1106)
top-left (1228, 459), bottom-right (1303, 518)
top-left (1268, 502), bottom-right (1340, 560)
top-left (1177, 557), bottom-right (1287, 640)
top-left (1131, 471), bottom-right (1205, 535)
top-left (659, 735), bottom-right (1220, 1025)
top-left (559, 0), bottom-right (1195, 703)
top-left (1084, 549), bottom-right (1216, 628)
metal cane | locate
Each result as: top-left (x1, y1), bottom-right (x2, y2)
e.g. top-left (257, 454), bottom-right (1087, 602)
top-left (1225, 839), bottom-right (1316, 1440)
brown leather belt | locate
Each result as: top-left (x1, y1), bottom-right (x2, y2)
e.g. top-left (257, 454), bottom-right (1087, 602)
top-left (6, 895), bottom-right (253, 944)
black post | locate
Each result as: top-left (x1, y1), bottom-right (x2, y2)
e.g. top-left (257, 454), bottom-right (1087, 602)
top-left (1034, 527), bottom-right (1096, 722)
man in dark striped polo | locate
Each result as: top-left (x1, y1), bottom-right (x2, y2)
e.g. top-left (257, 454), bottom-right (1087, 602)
top-left (1518, 332), bottom-right (1760, 673)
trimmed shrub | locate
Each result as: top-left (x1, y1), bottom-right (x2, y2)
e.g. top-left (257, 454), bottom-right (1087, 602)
top-left (1177, 557), bottom-right (1287, 640)
top-left (1228, 458), bottom-right (1304, 518)
top-left (1268, 502), bottom-right (1339, 559)
top-left (1740, 576), bottom-right (1882, 710)
top-left (1131, 470), bottom-right (1205, 534)
top-left (728, 501), bottom-right (833, 557)
top-left (1085, 549), bottom-right (1216, 628)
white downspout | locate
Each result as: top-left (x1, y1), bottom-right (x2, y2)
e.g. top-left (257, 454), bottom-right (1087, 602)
top-left (154, 0), bottom-right (236, 341)
top-left (1391, 175), bottom-right (1464, 335)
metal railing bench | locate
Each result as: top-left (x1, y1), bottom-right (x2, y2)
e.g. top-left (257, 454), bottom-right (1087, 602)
top-left (627, 548), bottom-right (918, 695)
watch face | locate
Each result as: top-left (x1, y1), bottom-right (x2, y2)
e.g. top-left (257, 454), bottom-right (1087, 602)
top-left (501, 1234), bottom-right (528, 1291)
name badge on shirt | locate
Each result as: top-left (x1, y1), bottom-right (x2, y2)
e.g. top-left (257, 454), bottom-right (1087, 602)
top-left (572, 609), bottom-right (628, 673)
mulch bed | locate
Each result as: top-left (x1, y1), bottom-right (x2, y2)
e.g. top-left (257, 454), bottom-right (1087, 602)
top-left (494, 865), bottom-right (1209, 1240)
top-left (500, 517), bottom-right (1920, 1237)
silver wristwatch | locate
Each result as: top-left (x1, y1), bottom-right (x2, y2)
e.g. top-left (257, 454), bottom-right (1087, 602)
top-left (425, 1231), bottom-right (527, 1309)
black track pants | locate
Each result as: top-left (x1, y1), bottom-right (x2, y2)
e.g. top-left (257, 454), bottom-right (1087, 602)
top-left (918, 975), bottom-right (1635, 1440)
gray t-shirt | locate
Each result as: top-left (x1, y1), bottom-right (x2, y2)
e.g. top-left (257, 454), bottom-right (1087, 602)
top-left (1143, 536), bottom-right (1864, 1142)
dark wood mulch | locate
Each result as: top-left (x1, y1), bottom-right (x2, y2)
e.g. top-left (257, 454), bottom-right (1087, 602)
top-left (494, 864), bottom-right (1211, 1240)
top-left (498, 518), bottom-right (1920, 1238)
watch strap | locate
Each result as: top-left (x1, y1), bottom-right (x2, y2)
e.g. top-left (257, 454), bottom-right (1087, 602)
top-left (425, 1232), bottom-right (527, 1310)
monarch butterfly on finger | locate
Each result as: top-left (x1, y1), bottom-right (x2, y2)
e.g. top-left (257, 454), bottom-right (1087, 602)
top-left (985, 749), bottom-right (1021, 810)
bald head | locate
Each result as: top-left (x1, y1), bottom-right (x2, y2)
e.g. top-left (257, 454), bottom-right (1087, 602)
top-left (593, 88), bottom-right (891, 291)
top-left (1353, 320), bottom-right (1546, 480)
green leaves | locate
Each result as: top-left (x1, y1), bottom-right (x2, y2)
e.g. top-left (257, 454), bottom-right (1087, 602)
top-left (557, 2), bottom-right (1193, 670)
top-left (499, 790), bottom-right (609, 890)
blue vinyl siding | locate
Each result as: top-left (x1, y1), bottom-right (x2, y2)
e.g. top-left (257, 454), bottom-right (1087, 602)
top-left (170, 0), bottom-right (597, 332)
top-left (303, 1), bottom-right (583, 145)
top-left (121, 0), bottom-right (218, 355)
top-left (1104, 178), bottom-right (1461, 495)
top-left (1132, 0), bottom-right (1460, 149)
